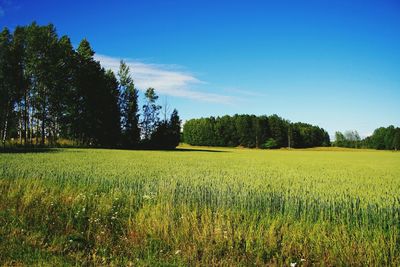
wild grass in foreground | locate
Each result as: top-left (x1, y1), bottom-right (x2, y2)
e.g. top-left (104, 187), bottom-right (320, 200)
top-left (1, 147), bottom-right (400, 265)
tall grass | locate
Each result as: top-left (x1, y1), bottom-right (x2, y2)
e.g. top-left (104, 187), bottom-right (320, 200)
top-left (1, 147), bottom-right (399, 265)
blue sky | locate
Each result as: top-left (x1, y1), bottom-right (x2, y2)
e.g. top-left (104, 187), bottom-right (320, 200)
top-left (1, 0), bottom-right (399, 137)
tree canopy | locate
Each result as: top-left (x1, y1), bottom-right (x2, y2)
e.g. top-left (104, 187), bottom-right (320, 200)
top-left (0, 23), bottom-right (181, 149)
top-left (334, 126), bottom-right (400, 150)
top-left (183, 114), bottom-right (330, 149)
top-left (1, 22), bottom-right (397, 152)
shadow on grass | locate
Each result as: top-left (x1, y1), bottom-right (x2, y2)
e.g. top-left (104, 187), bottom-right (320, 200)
top-left (115, 147), bottom-right (228, 153)
top-left (0, 146), bottom-right (228, 154)
top-left (0, 147), bottom-right (61, 154)
top-left (173, 148), bottom-right (228, 153)
top-left (115, 147), bottom-right (229, 153)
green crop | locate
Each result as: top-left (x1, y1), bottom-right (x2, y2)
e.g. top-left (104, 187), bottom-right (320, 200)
top-left (1, 147), bottom-right (399, 265)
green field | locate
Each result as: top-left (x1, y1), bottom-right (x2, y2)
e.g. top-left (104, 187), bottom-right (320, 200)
top-left (1, 147), bottom-right (400, 266)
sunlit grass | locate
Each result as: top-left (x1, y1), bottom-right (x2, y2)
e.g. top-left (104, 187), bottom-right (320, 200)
top-left (1, 146), bottom-right (399, 265)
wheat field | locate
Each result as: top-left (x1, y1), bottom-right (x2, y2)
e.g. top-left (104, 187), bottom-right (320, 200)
top-left (1, 146), bottom-right (399, 266)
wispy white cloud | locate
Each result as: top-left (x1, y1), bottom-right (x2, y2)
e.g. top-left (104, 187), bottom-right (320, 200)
top-left (94, 54), bottom-right (234, 104)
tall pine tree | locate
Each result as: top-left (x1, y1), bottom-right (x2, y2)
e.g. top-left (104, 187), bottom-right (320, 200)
top-left (118, 60), bottom-right (140, 147)
top-left (0, 28), bottom-right (15, 146)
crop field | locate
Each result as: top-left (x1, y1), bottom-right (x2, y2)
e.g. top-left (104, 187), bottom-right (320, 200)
top-left (1, 147), bottom-right (400, 266)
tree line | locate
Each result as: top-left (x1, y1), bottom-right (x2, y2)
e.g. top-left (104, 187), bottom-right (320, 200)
top-left (2, 23), bottom-right (397, 152)
top-left (334, 126), bottom-right (400, 150)
top-left (0, 23), bottom-right (180, 149)
top-left (183, 114), bottom-right (331, 148)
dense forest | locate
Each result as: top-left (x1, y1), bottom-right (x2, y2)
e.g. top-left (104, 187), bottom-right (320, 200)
top-left (183, 114), bottom-right (331, 148)
top-left (183, 115), bottom-right (399, 150)
top-left (334, 126), bottom-right (400, 150)
top-left (0, 23), bottom-right (180, 149)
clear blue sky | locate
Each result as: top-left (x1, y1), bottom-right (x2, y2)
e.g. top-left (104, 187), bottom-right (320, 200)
top-left (1, 0), bottom-right (399, 137)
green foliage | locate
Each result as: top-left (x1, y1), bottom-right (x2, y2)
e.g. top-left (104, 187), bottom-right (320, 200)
top-left (73, 39), bottom-right (122, 146)
top-left (118, 60), bottom-right (140, 148)
top-left (0, 27), bottom-right (15, 145)
top-left (1, 147), bottom-right (400, 265)
top-left (262, 138), bottom-right (278, 149)
top-left (0, 23), bottom-right (180, 149)
top-left (183, 114), bottom-right (330, 149)
top-left (76, 38), bottom-right (94, 60)
top-left (393, 129), bottom-right (400, 150)
top-left (335, 126), bottom-right (400, 150)
top-left (150, 109), bottom-right (181, 149)
top-left (141, 88), bottom-right (161, 141)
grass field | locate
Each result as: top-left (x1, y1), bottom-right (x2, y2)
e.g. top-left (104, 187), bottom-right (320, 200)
top-left (1, 146), bottom-right (400, 266)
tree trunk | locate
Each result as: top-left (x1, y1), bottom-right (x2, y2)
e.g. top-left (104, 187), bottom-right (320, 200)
top-left (2, 105), bottom-right (9, 148)
top-left (24, 90), bottom-right (28, 146)
top-left (41, 98), bottom-right (46, 146)
top-left (255, 134), bottom-right (259, 148)
top-left (29, 105), bottom-right (33, 145)
top-left (36, 117), bottom-right (39, 145)
top-left (19, 105), bottom-right (23, 144)
top-left (41, 113), bottom-right (45, 145)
